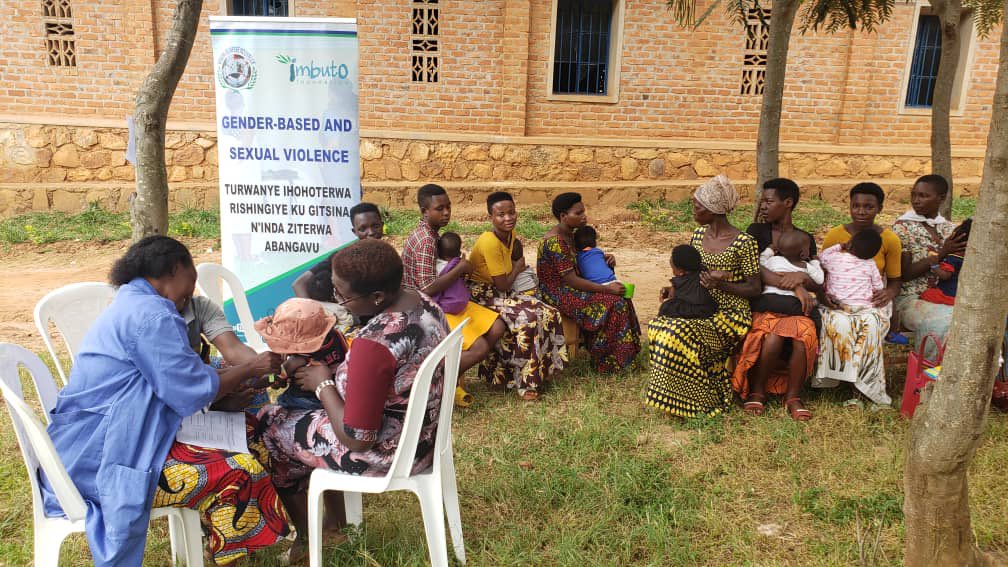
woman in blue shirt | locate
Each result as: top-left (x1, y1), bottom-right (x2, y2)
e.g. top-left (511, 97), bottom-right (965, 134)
top-left (42, 236), bottom-right (289, 566)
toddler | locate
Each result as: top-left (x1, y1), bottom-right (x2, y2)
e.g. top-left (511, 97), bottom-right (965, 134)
top-left (254, 298), bottom-right (349, 411)
top-left (509, 237), bottom-right (539, 295)
top-left (750, 230), bottom-right (824, 328)
top-left (431, 231), bottom-right (471, 314)
top-left (920, 218), bottom-right (971, 305)
top-left (658, 245), bottom-right (718, 319)
top-left (304, 269), bottom-right (356, 331)
top-left (818, 229), bottom-right (884, 309)
top-left (574, 225), bottom-right (617, 285)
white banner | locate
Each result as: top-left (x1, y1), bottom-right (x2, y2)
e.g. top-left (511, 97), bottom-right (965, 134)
top-left (209, 16), bottom-right (359, 322)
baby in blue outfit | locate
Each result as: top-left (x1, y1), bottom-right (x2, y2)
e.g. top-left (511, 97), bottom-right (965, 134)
top-left (574, 225), bottom-right (618, 284)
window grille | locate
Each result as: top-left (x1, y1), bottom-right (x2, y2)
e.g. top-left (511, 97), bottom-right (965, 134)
top-left (411, 0), bottom-right (439, 83)
top-left (740, 7), bottom-right (770, 96)
top-left (230, 0), bottom-right (288, 16)
top-left (42, 0), bottom-right (75, 67)
top-left (906, 14), bottom-right (942, 107)
top-left (552, 0), bottom-right (612, 95)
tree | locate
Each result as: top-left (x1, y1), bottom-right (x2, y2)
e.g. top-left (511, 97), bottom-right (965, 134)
top-left (903, 2), bottom-right (1008, 563)
top-left (666, 0), bottom-right (893, 221)
top-left (929, 0), bottom-right (1002, 218)
top-left (131, 0), bottom-right (204, 241)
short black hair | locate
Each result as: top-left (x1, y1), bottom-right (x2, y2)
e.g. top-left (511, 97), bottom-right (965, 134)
top-left (551, 192), bottom-right (582, 220)
top-left (915, 174), bottom-right (950, 197)
top-left (849, 229), bottom-right (883, 260)
top-left (573, 226), bottom-right (597, 249)
top-left (850, 182), bottom-right (885, 207)
top-left (349, 202), bottom-right (381, 222)
top-left (671, 245), bottom-right (703, 272)
top-left (331, 239), bottom-right (403, 295)
top-left (486, 191), bottom-right (514, 214)
top-left (952, 217), bottom-right (972, 240)
top-left (437, 231), bottom-right (463, 259)
top-left (763, 178), bottom-right (801, 210)
top-left (109, 236), bottom-right (193, 286)
top-left (417, 183), bottom-right (448, 210)
top-left (306, 271), bottom-right (334, 303)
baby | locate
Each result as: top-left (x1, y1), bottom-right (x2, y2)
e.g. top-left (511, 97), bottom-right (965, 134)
top-left (818, 229), bottom-right (885, 309)
top-left (303, 269), bottom-right (356, 331)
top-left (431, 231), bottom-right (471, 315)
top-left (254, 298), bottom-right (349, 411)
top-left (509, 237), bottom-right (539, 295)
top-left (574, 225), bottom-right (617, 285)
top-left (920, 218), bottom-right (971, 306)
top-left (658, 245), bottom-right (718, 319)
top-left (750, 230), bottom-right (824, 325)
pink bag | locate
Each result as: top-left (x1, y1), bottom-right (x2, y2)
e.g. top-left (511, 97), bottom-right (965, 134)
top-left (901, 333), bottom-right (945, 419)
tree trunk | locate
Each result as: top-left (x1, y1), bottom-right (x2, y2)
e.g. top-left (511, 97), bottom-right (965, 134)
top-left (130, 0), bottom-right (203, 241)
top-left (904, 5), bottom-right (1008, 565)
top-left (753, 0), bottom-right (798, 222)
top-left (930, 0), bottom-right (963, 219)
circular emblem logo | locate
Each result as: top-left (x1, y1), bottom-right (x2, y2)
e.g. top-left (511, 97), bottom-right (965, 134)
top-left (217, 46), bottom-right (257, 90)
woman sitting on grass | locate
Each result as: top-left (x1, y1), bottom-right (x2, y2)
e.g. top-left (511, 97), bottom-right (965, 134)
top-left (537, 192), bottom-right (641, 373)
top-left (645, 175), bottom-right (761, 418)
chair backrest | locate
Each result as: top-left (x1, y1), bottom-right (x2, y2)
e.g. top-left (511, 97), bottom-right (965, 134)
top-left (33, 282), bottom-right (116, 386)
top-left (195, 263), bottom-right (268, 352)
top-left (0, 343), bottom-right (87, 522)
top-left (385, 319), bottom-right (466, 483)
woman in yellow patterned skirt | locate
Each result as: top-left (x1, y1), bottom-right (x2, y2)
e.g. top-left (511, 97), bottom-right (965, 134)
top-left (645, 176), bottom-right (762, 417)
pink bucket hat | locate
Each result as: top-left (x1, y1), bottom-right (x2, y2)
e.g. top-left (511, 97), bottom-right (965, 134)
top-left (254, 298), bottom-right (338, 354)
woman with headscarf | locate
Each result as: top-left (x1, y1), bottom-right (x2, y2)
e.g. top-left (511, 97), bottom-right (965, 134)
top-left (645, 176), bottom-right (761, 417)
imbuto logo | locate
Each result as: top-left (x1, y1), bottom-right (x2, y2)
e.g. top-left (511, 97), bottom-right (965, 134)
top-left (217, 46), bottom-right (257, 90)
top-left (276, 54), bottom-right (350, 83)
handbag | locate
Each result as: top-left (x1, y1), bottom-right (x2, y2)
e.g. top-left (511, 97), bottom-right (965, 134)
top-left (901, 333), bottom-right (946, 419)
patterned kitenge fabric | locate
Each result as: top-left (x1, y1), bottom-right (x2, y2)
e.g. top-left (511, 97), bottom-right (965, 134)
top-left (536, 234), bottom-right (642, 373)
top-left (731, 311), bottom-right (819, 398)
top-left (811, 304), bottom-right (891, 405)
top-left (152, 414), bottom-right (289, 565)
top-left (892, 218), bottom-right (956, 358)
top-left (645, 226), bottom-right (759, 417)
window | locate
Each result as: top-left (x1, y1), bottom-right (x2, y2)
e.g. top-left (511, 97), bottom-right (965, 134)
top-left (411, 0), bottom-right (439, 83)
top-left (740, 7), bottom-right (770, 96)
top-left (230, 0), bottom-right (288, 16)
top-left (547, 0), bottom-right (623, 102)
top-left (906, 15), bottom-right (941, 107)
top-left (42, 0), bottom-right (75, 67)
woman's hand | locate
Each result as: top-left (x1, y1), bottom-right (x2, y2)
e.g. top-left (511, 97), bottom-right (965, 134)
top-left (513, 255), bottom-right (527, 273)
top-left (821, 293), bottom-right (841, 310)
top-left (250, 351), bottom-right (283, 377)
top-left (605, 281), bottom-right (626, 296)
top-left (700, 270), bottom-right (730, 290)
top-left (211, 387), bottom-right (256, 412)
top-left (292, 362), bottom-right (333, 393)
top-left (871, 286), bottom-right (898, 307)
top-left (604, 253), bottom-right (617, 269)
top-left (775, 272), bottom-right (808, 291)
top-left (659, 281), bottom-right (673, 302)
top-left (794, 286), bottom-right (815, 316)
top-left (939, 232), bottom-right (968, 259)
top-left (933, 266), bottom-right (953, 281)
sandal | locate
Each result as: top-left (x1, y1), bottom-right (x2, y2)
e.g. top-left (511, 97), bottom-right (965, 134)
top-left (842, 398), bottom-right (864, 409)
top-left (785, 397), bottom-right (812, 421)
top-left (454, 386), bottom-right (474, 408)
top-left (519, 390), bottom-right (540, 401)
top-left (743, 393), bottom-right (766, 416)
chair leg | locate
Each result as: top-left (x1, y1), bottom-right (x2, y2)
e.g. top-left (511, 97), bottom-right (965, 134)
top-left (179, 509), bottom-right (205, 567)
top-left (441, 455), bottom-right (466, 565)
top-left (343, 491), bottom-right (363, 527)
top-left (307, 485), bottom-right (327, 567)
top-left (167, 512), bottom-right (185, 566)
top-left (35, 525), bottom-right (67, 567)
top-left (416, 484), bottom-right (449, 567)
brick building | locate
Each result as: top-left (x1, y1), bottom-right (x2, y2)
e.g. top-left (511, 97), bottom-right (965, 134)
top-left (0, 0), bottom-right (999, 215)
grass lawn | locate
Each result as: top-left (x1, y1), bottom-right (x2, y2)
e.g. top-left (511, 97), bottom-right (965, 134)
top-left (2, 350), bottom-right (1007, 566)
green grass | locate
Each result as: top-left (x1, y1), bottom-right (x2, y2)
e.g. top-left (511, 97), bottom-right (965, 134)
top-left (0, 204), bottom-right (222, 244)
top-left (952, 197), bottom-right (976, 220)
top-left (628, 197), bottom-right (850, 236)
top-left (2, 347), bottom-right (1007, 565)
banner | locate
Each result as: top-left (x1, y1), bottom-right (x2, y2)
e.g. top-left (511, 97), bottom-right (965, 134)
top-left (209, 17), bottom-right (360, 333)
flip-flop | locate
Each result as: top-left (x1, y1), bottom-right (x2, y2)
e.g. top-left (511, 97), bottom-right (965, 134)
top-left (518, 390), bottom-right (540, 401)
top-left (454, 386), bottom-right (474, 407)
top-left (785, 397), bottom-right (812, 421)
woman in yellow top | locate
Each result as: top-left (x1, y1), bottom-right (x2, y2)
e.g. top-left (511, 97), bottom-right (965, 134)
top-left (812, 182), bottom-right (902, 408)
top-left (468, 192), bottom-right (568, 401)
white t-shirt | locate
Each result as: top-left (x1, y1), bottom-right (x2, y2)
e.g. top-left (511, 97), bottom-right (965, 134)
top-left (760, 247), bottom-right (824, 297)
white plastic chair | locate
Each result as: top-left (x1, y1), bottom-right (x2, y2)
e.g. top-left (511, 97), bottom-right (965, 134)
top-left (194, 263), bottom-right (268, 352)
top-left (0, 343), bottom-right (204, 566)
top-left (33, 283), bottom-right (116, 386)
top-left (307, 320), bottom-right (469, 567)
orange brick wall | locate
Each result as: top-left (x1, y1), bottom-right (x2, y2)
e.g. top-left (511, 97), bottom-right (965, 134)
top-left (0, 0), bottom-right (999, 146)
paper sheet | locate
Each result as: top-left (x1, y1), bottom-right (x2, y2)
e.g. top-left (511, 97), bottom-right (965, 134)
top-left (176, 411), bottom-right (249, 454)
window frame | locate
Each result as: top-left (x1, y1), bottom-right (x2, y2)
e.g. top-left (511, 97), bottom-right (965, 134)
top-left (546, 0), bottom-right (624, 104)
top-left (898, 1), bottom-right (977, 116)
top-left (223, 0), bottom-right (293, 17)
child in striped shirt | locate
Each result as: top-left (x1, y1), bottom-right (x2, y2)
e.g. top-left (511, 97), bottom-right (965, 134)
top-left (818, 229), bottom-right (884, 308)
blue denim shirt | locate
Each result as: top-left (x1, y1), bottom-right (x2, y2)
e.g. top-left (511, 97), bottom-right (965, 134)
top-left (41, 278), bottom-right (218, 566)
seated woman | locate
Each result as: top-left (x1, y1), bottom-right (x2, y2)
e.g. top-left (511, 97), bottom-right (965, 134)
top-left (732, 178), bottom-right (820, 421)
top-left (467, 191), bottom-right (567, 400)
top-left (41, 236), bottom-right (288, 566)
top-left (812, 182), bottom-right (902, 407)
top-left (537, 192), bottom-right (641, 373)
top-left (645, 175), bottom-right (761, 417)
top-left (891, 174), bottom-right (965, 357)
top-left (258, 239), bottom-right (449, 562)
